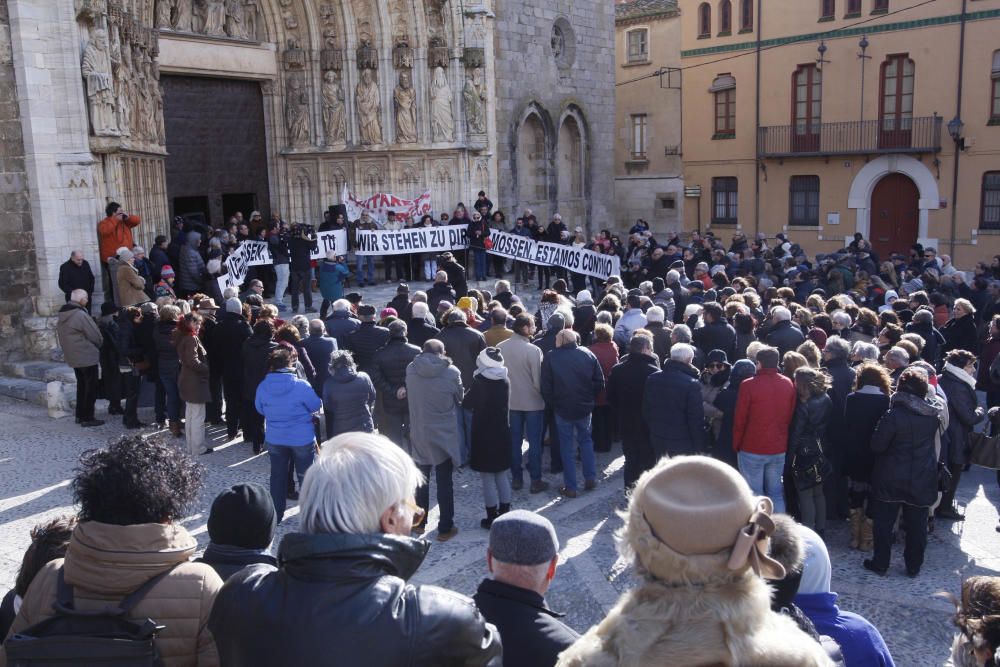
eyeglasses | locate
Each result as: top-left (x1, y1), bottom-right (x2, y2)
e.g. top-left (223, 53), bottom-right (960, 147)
top-left (404, 499), bottom-right (426, 528)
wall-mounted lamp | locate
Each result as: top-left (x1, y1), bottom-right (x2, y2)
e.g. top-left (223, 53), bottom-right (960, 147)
top-left (947, 116), bottom-right (966, 151)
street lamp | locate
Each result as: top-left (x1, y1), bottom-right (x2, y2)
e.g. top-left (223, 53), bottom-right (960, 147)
top-left (947, 116), bottom-right (966, 151)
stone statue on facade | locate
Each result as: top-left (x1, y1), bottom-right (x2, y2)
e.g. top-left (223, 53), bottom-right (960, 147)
top-left (394, 70), bottom-right (417, 143)
top-left (203, 0), bottom-right (225, 36)
top-left (243, 0), bottom-right (258, 40)
top-left (224, 0), bottom-right (245, 39)
top-left (430, 66), bottom-right (454, 142)
top-left (172, 0), bottom-right (193, 31)
top-left (155, 0), bottom-right (173, 29)
top-left (81, 28), bottom-right (119, 136)
top-left (114, 64), bottom-right (132, 137)
top-left (286, 77), bottom-right (310, 146)
top-left (321, 70), bottom-right (347, 145)
top-left (463, 66), bottom-right (486, 134)
top-left (355, 68), bottom-right (383, 145)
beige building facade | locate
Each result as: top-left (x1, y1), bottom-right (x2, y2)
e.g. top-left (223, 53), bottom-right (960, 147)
top-left (615, 0), bottom-right (684, 235)
top-left (679, 0), bottom-right (1000, 267)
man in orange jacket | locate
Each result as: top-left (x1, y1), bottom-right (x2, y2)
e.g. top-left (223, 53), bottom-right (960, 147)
top-left (97, 201), bottom-right (140, 306)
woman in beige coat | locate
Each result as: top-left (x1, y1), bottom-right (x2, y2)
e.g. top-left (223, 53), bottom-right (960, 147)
top-left (175, 312), bottom-right (211, 455)
top-left (115, 247), bottom-right (149, 307)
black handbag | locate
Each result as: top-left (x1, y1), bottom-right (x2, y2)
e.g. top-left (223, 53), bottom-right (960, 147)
top-left (968, 431), bottom-right (1000, 470)
top-left (792, 449), bottom-right (832, 490)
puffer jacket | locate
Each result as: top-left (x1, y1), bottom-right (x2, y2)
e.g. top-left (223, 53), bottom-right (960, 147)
top-left (371, 337), bottom-right (421, 414)
top-left (116, 262), bottom-right (149, 307)
top-left (207, 532), bottom-right (502, 667)
top-left (406, 352), bottom-right (464, 466)
top-left (870, 391), bottom-right (945, 507)
top-left (154, 320), bottom-right (180, 378)
top-left (0, 521), bottom-right (221, 667)
top-left (324, 311), bottom-right (360, 349)
top-left (322, 365), bottom-right (376, 438)
top-left (765, 319), bottom-right (806, 357)
top-left (938, 363), bottom-right (984, 466)
top-left (345, 321), bottom-right (391, 375)
top-left (241, 332), bottom-right (278, 402)
top-left (255, 368), bottom-right (322, 446)
top-left (540, 342), bottom-right (605, 421)
top-left (436, 322), bottom-right (487, 390)
top-left (178, 234), bottom-right (206, 292)
top-left (55, 302), bottom-right (102, 368)
top-left (643, 360), bottom-right (705, 456)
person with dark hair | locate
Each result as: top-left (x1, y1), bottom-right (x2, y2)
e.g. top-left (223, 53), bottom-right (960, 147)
top-left (0, 435), bottom-right (221, 664)
top-left (693, 302), bottom-right (737, 361)
top-left (322, 349), bottom-right (376, 439)
top-left (196, 483), bottom-right (278, 581)
top-left (937, 349), bottom-right (985, 522)
top-left (242, 319), bottom-right (279, 455)
top-left (949, 576), bottom-right (1000, 667)
top-left (864, 368), bottom-right (946, 577)
top-left (174, 312), bottom-right (211, 456)
top-left (713, 358), bottom-right (756, 468)
top-left (498, 313), bottom-right (548, 493)
top-left (607, 333), bottom-right (660, 488)
top-left (97, 202), bottom-right (141, 304)
top-left (0, 515), bottom-right (77, 639)
top-left (788, 367), bottom-right (833, 536)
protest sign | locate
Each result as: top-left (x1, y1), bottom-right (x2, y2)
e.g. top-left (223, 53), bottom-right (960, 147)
top-left (311, 229), bottom-right (349, 260)
top-left (215, 240), bottom-right (269, 293)
top-left (487, 230), bottom-right (620, 280)
top-left (354, 224), bottom-right (467, 256)
top-left (341, 185), bottom-right (433, 225)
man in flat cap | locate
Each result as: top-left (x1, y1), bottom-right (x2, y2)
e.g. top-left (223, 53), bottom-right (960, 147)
top-left (474, 510), bottom-right (579, 666)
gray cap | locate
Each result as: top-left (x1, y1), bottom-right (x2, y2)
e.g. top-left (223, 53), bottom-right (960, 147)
top-left (488, 510), bottom-right (559, 566)
top-left (225, 297), bottom-right (242, 314)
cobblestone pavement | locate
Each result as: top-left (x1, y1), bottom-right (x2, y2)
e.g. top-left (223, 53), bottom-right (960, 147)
top-left (1, 280), bottom-right (999, 664)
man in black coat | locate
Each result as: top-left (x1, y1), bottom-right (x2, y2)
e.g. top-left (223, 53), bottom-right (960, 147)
top-left (438, 252), bottom-right (468, 299)
top-left (346, 304), bottom-right (391, 376)
top-left (242, 320), bottom-right (279, 453)
top-left (58, 251), bottom-right (95, 311)
top-left (288, 223), bottom-right (317, 313)
top-left (407, 302), bottom-right (440, 348)
top-left (608, 335), bottom-right (660, 489)
top-left (302, 319), bottom-right (337, 396)
top-left (474, 511), bottom-right (579, 667)
top-left (642, 342), bottom-right (705, 459)
top-left (763, 306), bottom-right (805, 356)
top-left (692, 302), bottom-right (736, 360)
top-left (324, 299), bottom-right (361, 348)
top-left (822, 336), bottom-right (857, 520)
top-left (196, 483), bottom-right (278, 581)
top-left (905, 308), bottom-right (945, 366)
top-left (371, 321), bottom-right (421, 450)
top-left (215, 299), bottom-right (253, 441)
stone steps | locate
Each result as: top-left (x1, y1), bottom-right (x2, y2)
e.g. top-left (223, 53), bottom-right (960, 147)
top-left (0, 360), bottom-right (76, 416)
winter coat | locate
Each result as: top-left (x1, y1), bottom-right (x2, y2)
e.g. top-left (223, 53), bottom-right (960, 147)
top-left (301, 334), bottom-right (337, 394)
top-left (154, 320), bottom-right (180, 379)
top-left (427, 282), bottom-right (458, 315)
top-left (241, 332), bottom-right (278, 401)
top-left (905, 320), bottom-right (945, 366)
top-left (713, 364), bottom-right (755, 466)
top-left (288, 232), bottom-right (314, 272)
top-left (844, 388), bottom-right (891, 483)
top-left (693, 319), bottom-right (737, 360)
top-left (572, 304), bottom-right (597, 346)
top-left (195, 545), bottom-right (277, 583)
top-left (346, 321), bottom-right (391, 375)
top-left (0, 521), bottom-right (221, 667)
top-left (794, 592), bottom-right (896, 667)
top-left (407, 318), bottom-right (440, 349)
top-left (474, 579), bottom-right (579, 667)
top-left (207, 532), bottom-right (502, 667)
top-left (116, 261), bottom-right (149, 307)
top-left (178, 239), bottom-right (206, 292)
top-left (607, 353), bottom-right (659, 445)
top-left (324, 311), bottom-right (360, 349)
top-left (97, 213), bottom-right (140, 265)
top-left (317, 259), bottom-right (350, 300)
top-left (255, 368), bottom-right (322, 446)
top-left (214, 312), bottom-right (253, 387)
top-left (823, 358), bottom-right (856, 465)
top-left (483, 325), bottom-right (513, 348)
top-left (870, 391), bottom-right (946, 507)
top-left (734, 368), bottom-right (797, 455)
top-left (643, 321), bottom-right (672, 364)
top-left (371, 338), bottom-right (420, 415)
top-left (441, 259), bottom-right (468, 298)
top-left (176, 334), bottom-right (211, 404)
top-left (643, 360), bottom-right (705, 456)
top-left (57, 258), bottom-right (95, 299)
top-left (436, 322), bottom-right (487, 390)
top-left (938, 364), bottom-right (984, 466)
top-left (267, 231), bottom-right (290, 265)
top-left (978, 335), bottom-right (1000, 392)
top-left (788, 393), bottom-right (833, 489)
top-left (498, 334), bottom-right (545, 412)
top-left (588, 341), bottom-right (619, 407)
top-left (541, 342), bottom-right (605, 421)
top-left (406, 352), bottom-right (464, 466)
top-left (464, 374), bottom-right (512, 473)
top-left (55, 303), bottom-right (101, 368)
top-left (321, 365), bottom-right (375, 437)
top-left (612, 309), bottom-right (647, 350)
top-left (765, 319), bottom-right (807, 357)
top-left (942, 314), bottom-right (979, 355)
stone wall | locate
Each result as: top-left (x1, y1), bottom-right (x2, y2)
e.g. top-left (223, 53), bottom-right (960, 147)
top-left (0, 0), bottom-right (37, 360)
top-left (494, 0), bottom-right (616, 232)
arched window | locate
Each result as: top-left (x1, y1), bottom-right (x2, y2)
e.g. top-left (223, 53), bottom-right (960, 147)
top-left (740, 0), bottom-right (753, 30)
top-left (991, 50), bottom-right (1000, 122)
top-left (879, 54), bottom-right (914, 148)
top-left (558, 116), bottom-right (584, 198)
top-left (517, 114), bottom-right (548, 202)
top-left (820, 0), bottom-right (835, 19)
top-left (719, 0), bottom-right (732, 34)
top-left (710, 74), bottom-right (736, 135)
top-left (698, 3), bottom-right (711, 37)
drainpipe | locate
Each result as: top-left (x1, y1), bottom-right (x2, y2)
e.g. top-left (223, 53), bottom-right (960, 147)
top-left (753, 0), bottom-right (762, 237)
top-left (948, 0), bottom-right (967, 257)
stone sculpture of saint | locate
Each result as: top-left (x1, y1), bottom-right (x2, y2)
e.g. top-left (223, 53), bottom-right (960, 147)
top-left (243, 0), bottom-right (258, 40)
top-left (394, 70), bottom-right (417, 143)
top-left (285, 77), bottom-right (310, 146)
top-left (204, 0), bottom-right (226, 36)
top-left (156, 0), bottom-right (173, 29)
top-left (114, 65), bottom-right (131, 137)
top-left (356, 68), bottom-right (383, 145)
top-left (81, 29), bottom-right (118, 137)
top-left (463, 66), bottom-right (486, 134)
top-left (224, 0), bottom-right (245, 39)
top-left (322, 70), bottom-right (347, 144)
top-left (429, 66), bottom-right (454, 142)
top-left (173, 0), bottom-right (193, 31)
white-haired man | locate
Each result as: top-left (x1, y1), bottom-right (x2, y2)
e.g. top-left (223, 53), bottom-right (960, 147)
top-left (643, 343), bottom-right (704, 459)
top-left (324, 298), bottom-right (359, 348)
top-left (209, 432), bottom-right (502, 665)
top-left (56, 289), bottom-right (104, 427)
top-left (764, 305), bottom-right (805, 356)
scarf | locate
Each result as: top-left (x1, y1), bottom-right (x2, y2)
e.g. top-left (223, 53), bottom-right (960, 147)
top-left (943, 362), bottom-right (977, 391)
top-left (475, 365), bottom-right (508, 381)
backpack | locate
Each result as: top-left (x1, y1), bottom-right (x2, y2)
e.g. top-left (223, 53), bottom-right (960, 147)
top-left (3, 566), bottom-right (174, 666)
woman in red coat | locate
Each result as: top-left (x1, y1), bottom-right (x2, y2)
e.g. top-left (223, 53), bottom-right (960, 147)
top-left (589, 323), bottom-right (620, 453)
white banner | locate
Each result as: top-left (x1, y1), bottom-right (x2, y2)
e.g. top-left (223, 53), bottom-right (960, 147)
top-left (217, 231), bottom-right (348, 293)
top-left (341, 184), bottom-right (433, 226)
top-left (488, 230), bottom-right (621, 280)
top-left (354, 224), bottom-right (467, 256)
top-left (311, 229), bottom-right (349, 260)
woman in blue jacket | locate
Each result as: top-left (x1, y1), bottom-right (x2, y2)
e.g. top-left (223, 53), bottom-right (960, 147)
top-left (255, 346), bottom-right (322, 521)
top-left (317, 252), bottom-right (351, 321)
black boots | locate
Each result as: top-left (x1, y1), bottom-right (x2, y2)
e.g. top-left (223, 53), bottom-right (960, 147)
top-left (481, 506), bottom-right (499, 529)
top-left (498, 503), bottom-right (511, 515)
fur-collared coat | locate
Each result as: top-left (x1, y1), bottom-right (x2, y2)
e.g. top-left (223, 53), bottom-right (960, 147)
top-left (556, 490), bottom-right (834, 667)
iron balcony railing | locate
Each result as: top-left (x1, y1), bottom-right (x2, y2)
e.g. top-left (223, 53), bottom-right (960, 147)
top-left (757, 115), bottom-right (942, 158)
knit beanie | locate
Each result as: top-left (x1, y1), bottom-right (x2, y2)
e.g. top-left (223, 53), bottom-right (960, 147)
top-left (207, 483), bottom-right (276, 550)
top-left (477, 346), bottom-right (504, 370)
top-left (160, 265), bottom-right (176, 279)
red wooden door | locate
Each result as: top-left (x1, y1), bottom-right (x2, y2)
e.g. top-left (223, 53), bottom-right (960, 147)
top-left (870, 173), bottom-right (919, 259)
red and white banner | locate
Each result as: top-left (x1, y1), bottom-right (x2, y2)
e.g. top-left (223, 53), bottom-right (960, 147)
top-left (341, 185), bottom-right (432, 226)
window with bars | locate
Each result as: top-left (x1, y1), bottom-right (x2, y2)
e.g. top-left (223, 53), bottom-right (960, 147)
top-left (983, 172), bottom-right (1000, 230)
top-left (789, 176), bottom-right (821, 226)
top-left (630, 114), bottom-right (648, 160)
top-left (991, 51), bottom-right (1000, 122)
top-left (712, 177), bottom-right (738, 224)
top-left (627, 29), bottom-right (648, 63)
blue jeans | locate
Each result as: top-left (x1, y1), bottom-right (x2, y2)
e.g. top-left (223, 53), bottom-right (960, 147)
top-left (472, 249), bottom-right (488, 281)
top-left (159, 373), bottom-right (181, 421)
top-left (738, 451), bottom-right (786, 514)
top-left (416, 459), bottom-right (455, 532)
top-left (268, 443), bottom-right (315, 522)
top-left (510, 410), bottom-right (544, 483)
top-left (357, 255), bottom-right (375, 285)
top-left (458, 408), bottom-right (473, 465)
top-left (556, 414), bottom-right (596, 492)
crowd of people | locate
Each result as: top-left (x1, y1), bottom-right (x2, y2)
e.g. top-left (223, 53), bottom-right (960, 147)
top-left (24, 199), bottom-right (1000, 666)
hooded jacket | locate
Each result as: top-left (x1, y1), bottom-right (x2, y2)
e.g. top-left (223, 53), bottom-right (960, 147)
top-left (321, 365), bottom-right (376, 437)
top-left (178, 234), bottom-right (206, 292)
top-left (254, 368), bottom-right (322, 446)
top-left (55, 302), bottom-right (102, 368)
top-left (207, 532), bottom-right (501, 667)
top-left (406, 352), bottom-right (464, 466)
top-left (0, 521), bottom-right (220, 667)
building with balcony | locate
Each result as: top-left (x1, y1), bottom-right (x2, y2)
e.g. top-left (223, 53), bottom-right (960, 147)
top-left (679, 0), bottom-right (1000, 265)
top-left (615, 0), bottom-right (685, 234)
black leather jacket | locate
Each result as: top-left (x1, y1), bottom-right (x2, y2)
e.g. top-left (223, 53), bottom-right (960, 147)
top-left (208, 532), bottom-right (503, 667)
top-left (788, 393), bottom-right (832, 463)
